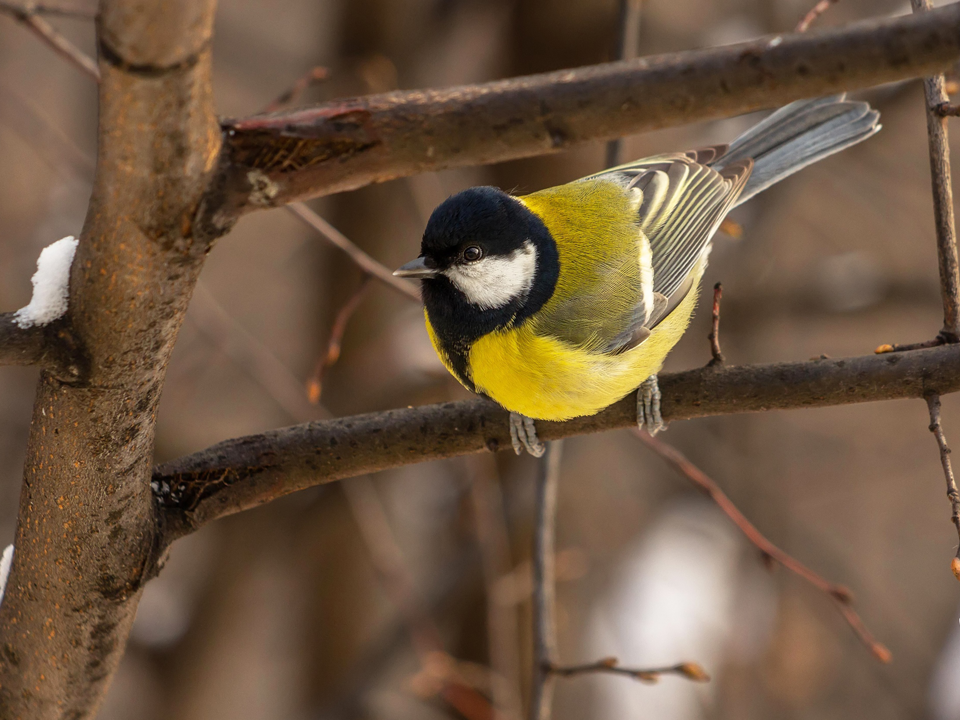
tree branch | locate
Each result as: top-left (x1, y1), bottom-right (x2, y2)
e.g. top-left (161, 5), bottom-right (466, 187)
top-left (0, 0), bottom-right (220, 716)
top-left (153, 343), bottom-right (960, 548)
top-left (0, 312), bottom-right (88, 381)
top-left (635, 429), bottom-right (890, 662)
top-left (199, 5), bottom-right (960, 230)
top-left (0, 0), bottom-right (100, 80)
top-left (911, 0), bottom-right (960, 342)
top-left (924, 394), bottom-right (960, 579)
top-left (529, 441), bottom-right (562, 720)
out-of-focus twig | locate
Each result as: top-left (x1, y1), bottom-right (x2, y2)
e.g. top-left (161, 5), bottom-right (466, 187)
top-left (0, 1), bottom-right (100, 80)
top-left (707, 282), bottom-right (724, 366)
top-left (604, 0), bottom-right (642, 168)
top-left (634, 429), bottom-right (892, 663)
top-left (795, 0), bottom-right (839, 33)
top-left (3, 0), bottom-right (95, 17)
top-left (912, 0), bottom-right (960, 342)
top-left (306, 276), bottom-right (371, 404)
top-left (262, 66), bottom-right (329, 114)
top-left (470, 456), bottom-right (524, 720)
top-left (286, 202), bottom-right (420, 301)
top-left (529, 441), bottom-right (563, 720)
top-left (342, 476), bottom-right (499, 720)
top-left (549, 657), bottom-right (710, 684)
top-left (188, 281), bottom-right (325, 423)
top-left (925, 394), bottom-right (960, 580)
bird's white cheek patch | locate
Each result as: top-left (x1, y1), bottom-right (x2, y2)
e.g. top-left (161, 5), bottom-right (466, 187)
top-left (445, 241), bottom-right (537, 310)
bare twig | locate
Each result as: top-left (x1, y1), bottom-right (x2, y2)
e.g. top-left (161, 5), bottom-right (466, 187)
top-left (707, 282), bottom-right (724, 365)
top-left (0, 0), bottom-right (96, 18)
top-left (285, 203), bottom-right (420, 301)
top-left (795, 0), bottom-right (840, 33)
top-left (342, 476), bottom-right (498, 720)
top-left (0, 1), bottom-right (100, 80)
top-left (306, 275), bottom-right (371, 404)
top-left (188, 281), bottom-right (325, 423)
top-left (262, 65), bottom-right (329, 114)
top-left (153, 342), bottom-right (960, 546)
top-left (203, 6), bottom-right (960, 223)
top-left (529, 441), bottom-right (563, 720)
top-left (469, 456), bottom-right (523, 720)
top-left (604, 0), bottom-right (642, 168)
top-left (935, 102), bottom-right (960, 117)
top-left (924, 394), bottom-right (960, 580)
top-left (549, 657), bottom-right (709, 684)
top-left (912, 0), bottom-right (960, 342)
top-left (633, 429), bottom-right (891, 662)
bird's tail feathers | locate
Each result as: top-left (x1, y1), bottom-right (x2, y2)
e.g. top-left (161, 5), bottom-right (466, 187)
top-left (714, 94), bottom-right (880, 205)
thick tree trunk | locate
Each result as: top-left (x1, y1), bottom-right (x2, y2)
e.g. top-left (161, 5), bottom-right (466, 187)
top-left (0, 2), bottom-right (219, 717)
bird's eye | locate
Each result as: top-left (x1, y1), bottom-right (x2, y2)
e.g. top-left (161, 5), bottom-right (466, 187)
top-left (463, 246), bottom-right (483, 262)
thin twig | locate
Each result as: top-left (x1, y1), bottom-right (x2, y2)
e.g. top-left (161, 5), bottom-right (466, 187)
top-left (306, 275), bottom-right (371, 404)
top-left (707, 282), bottom-right (724, 366)
top-left (912, 0), bottom-right (960, 342)
top-left (604, 0), bottom-right (642, 168)
top-left (549, 657), bottom-right (709, 684)
top-left (0, 2), bottom-right (100, 80)
top-left (342, 476), bottom-right (499, 720)
top-left (0, 0), bottom-right (96, 18)
top-left (633, 429), bottom-right (892, 663)
top-left (795, 0), bottom-right (839, 33)
top-left (935, 102), bottom-right (960, 117)
top-left (924, 394), bottom-right (960, 580)
top-left (262, 66), bottom-right (329, 114)
top-left (188, 281), bottom-right (325, 423)
top-left (529, 441), bottom-right (563, 720)
top-left (285, 202), bottom-right (420, 301)
top-left (469, 455), bottom-right (524, 720)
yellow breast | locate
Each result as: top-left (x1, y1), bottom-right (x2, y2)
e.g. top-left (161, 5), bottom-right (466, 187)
top-left (466, 268), bottom-right (701, 420)
top-left (424, 263), bottom-right (702, 421)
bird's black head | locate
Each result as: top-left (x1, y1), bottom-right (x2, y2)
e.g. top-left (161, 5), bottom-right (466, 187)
top-left (394, 186), bottom-right (559, 388)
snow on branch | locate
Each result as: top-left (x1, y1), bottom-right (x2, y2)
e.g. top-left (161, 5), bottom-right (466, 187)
top-left (14, 236), bottom-right (78, 329)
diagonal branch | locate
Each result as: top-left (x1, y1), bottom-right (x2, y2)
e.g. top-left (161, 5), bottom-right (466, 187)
top-left (635, 429), bottom-right (890, 662)
top-left (0, 1), bottom-right (100, 80)
top-left (200, 5), bottom-right (960, 228)
top-left (152, 343), bottom-right (960, 548)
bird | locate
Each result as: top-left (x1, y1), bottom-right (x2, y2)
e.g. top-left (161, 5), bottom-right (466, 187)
top-left (394, 95), bottom-right (880, 457)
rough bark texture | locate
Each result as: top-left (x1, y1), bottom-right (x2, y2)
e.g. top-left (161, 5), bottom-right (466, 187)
top-left (0, 313), bottom-right (88, 380)
top-left (0, 1), bottom-right (219, 717)
top-left (154, 343), bottom-right (960, 546)
top-left (201, 3), bottom-right (960, 230)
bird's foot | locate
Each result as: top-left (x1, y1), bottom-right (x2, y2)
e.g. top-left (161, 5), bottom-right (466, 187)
top-left (509, 412), bottom-right (546, 457)
top-left (637, 375), bottom-right (666, 436)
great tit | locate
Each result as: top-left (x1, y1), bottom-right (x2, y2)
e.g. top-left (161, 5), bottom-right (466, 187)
top-left (395, 95), bottom-right (880, 456)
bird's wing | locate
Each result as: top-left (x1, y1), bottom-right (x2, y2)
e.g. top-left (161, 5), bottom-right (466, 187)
top-left (560, 151), bottom-right (752, 353)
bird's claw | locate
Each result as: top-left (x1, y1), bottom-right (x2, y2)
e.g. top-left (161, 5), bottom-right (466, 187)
top-left (637, 375), bottom-right (666, 435)
top-left (509, 412), bottom-right (546, 457)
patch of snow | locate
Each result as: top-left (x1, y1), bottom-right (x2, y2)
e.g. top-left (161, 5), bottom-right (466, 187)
top-left (13, 236), bottom-right (79, 328)
top-left (0, 544), bottom-right (13, 605)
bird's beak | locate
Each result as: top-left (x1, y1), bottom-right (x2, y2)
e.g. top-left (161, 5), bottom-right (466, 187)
top-left (393, 256), bottom-right (439, 279)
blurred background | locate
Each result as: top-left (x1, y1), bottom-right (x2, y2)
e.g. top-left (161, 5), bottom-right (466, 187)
top-left (2, 0), bottom-right (960, 718)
